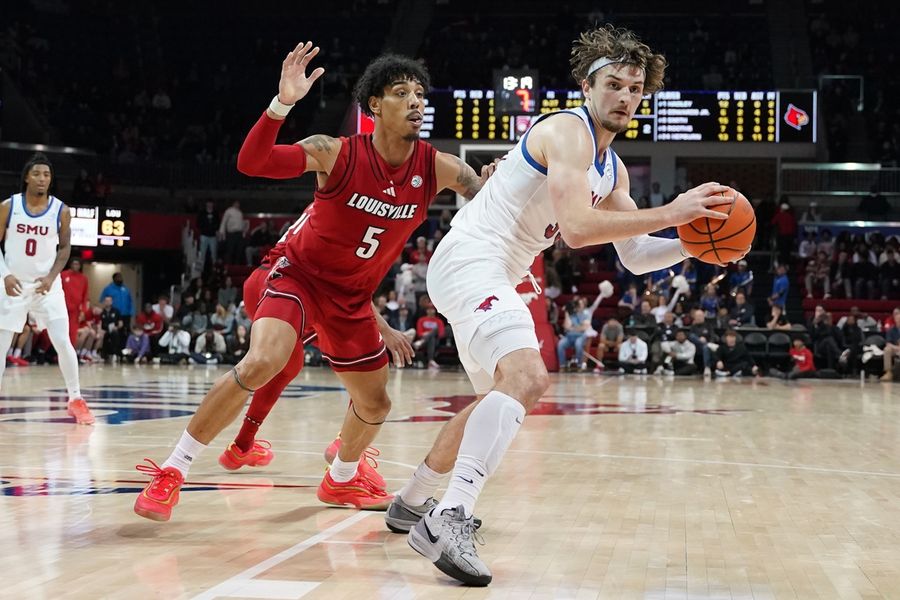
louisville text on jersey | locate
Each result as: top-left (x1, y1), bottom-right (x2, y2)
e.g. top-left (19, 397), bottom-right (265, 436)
top-left (346, 193), bottom-right (418, 220)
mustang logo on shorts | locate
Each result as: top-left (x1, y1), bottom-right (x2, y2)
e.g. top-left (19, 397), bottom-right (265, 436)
top-left (474, 295), bottom-right (499, 312)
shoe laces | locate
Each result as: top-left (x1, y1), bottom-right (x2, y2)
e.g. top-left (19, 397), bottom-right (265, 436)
top-left (447, 510), bottom-right (485, 552)
top-left (136, 458), bottom-right (181, 494)
top-left (360, 446), bottom-right (380, 469)
top-left (346, 470), bottom-right (388, 497)
top-left (252, 439), bottom-right (272, 452)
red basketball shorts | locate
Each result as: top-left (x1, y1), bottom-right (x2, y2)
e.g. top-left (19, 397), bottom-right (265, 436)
top-left (253, 264), bottom-right (387, 372)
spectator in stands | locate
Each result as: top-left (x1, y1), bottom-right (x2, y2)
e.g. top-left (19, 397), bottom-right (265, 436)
top-left (651, 312), bottom-right (680, 372)
top-left (771, 201), bottom-right (798, 266)
top-left (191, 329), bottom-right (226, 364)
top-left (805, 251), bottom-right (832, 299)
top-left (880, 240), bottom-right (899, 266)
top-left (675, 259), bottom-right (698, 298)
top-left (219, 200), bottom-right (246, 264)
top-left (808, 307), bottom-right (842, 370)
top-left (543, 264), bottom-right (562, 300)
top-left (234, 302), bottom-right (251, 332)
top-left (881, 310), bottom-right (900, 381)
top-left (700, 283), bottom-right (721, 318)
top-left (226, 324), bottom-right (250, 365)
top-left (771, 339), bottom-right (817, 380)
top-left (729, 292), bottom-right (756, 327)
top-left (175, 293), bottom-right (195, 323)
top-left (153, 294), bottom-right (174, 324)
top-left (766, 305), bottom-right (791, 330)
top-left (100, 272), bottom-right (134, 329)
top-left (618, 331), bottom-right (648, 375)
top-left (436, 209), bottom-right (453, 237)
top-left (629, 300), bottom-right (657, 329)
top-left (880, 249), bottom-right (900, 298)
top-left (595, 318), bottom-right (624, 369)
top-left (800, 201), bottom-right (822, 223)
top-left (389, 304), bottom-right (417, 343)
top-left (557, 298), bottom-right (592, 371)
top-left (100, 295), bottom-right (124, 359)
top-left (409, 236), bottom-right (432, 264)
top-left (197, 200), bottom-right (220, 270)
top-left (858, 185), bottom-right (890, 219)
top-left (688, 308), bottom-right (716, 378)
top-left (183, 302), bottom-right (210, 337)
top-left (715, 330), bottom-right (760, 378)
top-left (218, 276), bottom-right (237, 309)
top-left (799, 231), bottom-right (818, 260)
top-left (837, 306), bottom-right (878, 331)
top-left (61, 257), bottom-right (90, 345)
top-left (158, 322), bottom-right (191, 364)
top-left (831, 251), bottom-right (853, 298)
top-left (210, 303), bottom-right (234, 336)
top-left (244, 220), bottom-right (276, 266)
top-left (769, 264), bottom-right (789, 309)
top-left (122, 324), bottom-right (151, 364)
top-left (649, 181), bottom-right (665, 208)
top-left (651, 292), bottom-right (681, 324)
top-left (839, 314), bottom-right (864, 374)
top-left (617, 283), bottom-right (639, 313)
top-left (662, 330), bottom-right (697, 376)
top-left (817, 229), bottom-right (834, 258)
top-left (852, 245), bottom-right (879, 299)
top-left (728, 260), bottom-right (754, 297)
top-left (552, 248), bottom-right (580, 293)
top-left (396, 264), bottom-right (416, 308)
top-left (136, 302), bottom-right (164, 348)
top-left (411, 252), bottom-right (429, 298)
top-left (413, 305), bottom-right (445, 370)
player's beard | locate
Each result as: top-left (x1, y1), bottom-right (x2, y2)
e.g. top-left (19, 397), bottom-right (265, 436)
top-left (403, 132), bottom-right (420, 142)
top-left (599, 117), bottom-right (629, 134)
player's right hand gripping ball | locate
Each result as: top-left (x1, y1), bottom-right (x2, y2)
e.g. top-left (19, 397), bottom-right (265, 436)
top-left (677, 188), bottom-right (756, 264)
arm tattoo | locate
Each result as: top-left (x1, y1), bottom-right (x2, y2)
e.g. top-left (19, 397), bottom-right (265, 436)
top-left (456, 156), bottom-right (481, 200)
top-left (302, 134), bottom-right (333, 153)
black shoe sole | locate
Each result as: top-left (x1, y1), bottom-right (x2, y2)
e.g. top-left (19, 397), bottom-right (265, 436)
top-left (434, 554), bottom-right (492, 587)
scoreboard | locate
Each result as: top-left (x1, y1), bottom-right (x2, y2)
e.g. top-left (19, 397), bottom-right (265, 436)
top-left (70, 206), bottom-right (130, 247)
top-left (365, 88), bottom-right (817, 143)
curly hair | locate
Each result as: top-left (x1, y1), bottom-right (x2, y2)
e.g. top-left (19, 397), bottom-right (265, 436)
top-left (20, 152), bottom-right (54, 194)
top-left (353, 54), bottom-right (431, 116)
top-left (570, 25), bottom-right (667, 93)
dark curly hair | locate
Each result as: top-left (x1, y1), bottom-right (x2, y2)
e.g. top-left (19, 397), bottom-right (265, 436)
top-left (353, 54), bottom-right (431, 117)
top-left (20, 152), bottom-right (54, 194)
top-left (570, 25), bottom-right (667, 93)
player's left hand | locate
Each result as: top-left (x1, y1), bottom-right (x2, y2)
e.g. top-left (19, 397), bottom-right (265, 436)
top-left (35, 275), bottom-right (55, 295)
top-left (381, 327), bottom-right (414, 368)
top-left (478, 158), bottom-right (502, 187)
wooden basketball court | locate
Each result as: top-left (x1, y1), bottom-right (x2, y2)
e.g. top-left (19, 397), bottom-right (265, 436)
top-left (2, 363), bottom-right (899, 598)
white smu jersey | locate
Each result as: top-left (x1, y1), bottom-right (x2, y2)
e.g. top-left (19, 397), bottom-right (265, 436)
top-left (449, 105), bottom-right (619, 281)
top-left (4, 193), bottom-right (65, 281)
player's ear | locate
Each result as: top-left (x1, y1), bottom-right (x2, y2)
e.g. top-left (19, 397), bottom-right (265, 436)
top-left (368, 96), bottom-right (381, 117)
top-left (581, 78), bottom-right (592, 100)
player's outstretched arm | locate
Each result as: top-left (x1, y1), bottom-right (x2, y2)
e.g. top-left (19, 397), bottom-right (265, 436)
top-left (0, 199), bottom-right (24, 297)
top-left (539, 117), bottom-right (728, 248)
top-left (36, 206), bottom-right (72, 294)
top-left (237, 41), bottom-right (339, 179)
top-left (435, 153), bottom-right (500, 200)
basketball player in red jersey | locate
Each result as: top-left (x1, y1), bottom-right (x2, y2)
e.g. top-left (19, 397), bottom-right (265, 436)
top-left (134, 42), bottom-right (493, 521)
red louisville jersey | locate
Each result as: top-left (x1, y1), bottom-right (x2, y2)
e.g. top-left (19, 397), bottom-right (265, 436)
top-left (281, 135), bottom-right (438, 294)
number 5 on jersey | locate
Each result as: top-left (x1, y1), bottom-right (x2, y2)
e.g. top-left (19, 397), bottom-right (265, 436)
top-left (356, 226), bottom-right (385, 259)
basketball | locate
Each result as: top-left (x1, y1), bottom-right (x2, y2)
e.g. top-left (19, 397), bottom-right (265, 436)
top-left (677, 188), bottom-right (756, 264)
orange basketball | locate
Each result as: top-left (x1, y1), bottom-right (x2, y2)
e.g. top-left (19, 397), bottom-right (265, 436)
top-left (677, 188), bottom-right (756, 264)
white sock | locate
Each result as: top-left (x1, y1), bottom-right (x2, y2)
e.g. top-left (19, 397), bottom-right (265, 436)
top-left (46, 319), bottom-right (82, 401)
top-left (329, 455), bottom-right (359, 483)
top-left (436, 390), bottom-right (525, 518)
top-left (162, 430), bottom-right (208, 478)
top-left (12, 348), bottom-right (22, 359)
top-left (398, 461), bottom-right (445, 506)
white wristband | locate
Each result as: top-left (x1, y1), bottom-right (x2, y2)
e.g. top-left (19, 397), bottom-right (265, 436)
top-left (268, 95), bottom-right (294, 117)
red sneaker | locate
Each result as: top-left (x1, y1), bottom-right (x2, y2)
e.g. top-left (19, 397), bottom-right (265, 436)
top-left (218, 440), bottom-right (274, 471)
top-left (316, 470), bottom-right (393, 510)
top-left (7, 356), bottom-right (29, 367)
top-left (67, 398), bottom-right (95, 425)
top-left (134, 459), bottom-right (184, 522)
top-left (324, 437), bottom-right (386, 490)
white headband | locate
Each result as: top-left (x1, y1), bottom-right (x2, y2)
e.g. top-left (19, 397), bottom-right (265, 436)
top-left (587, 56), bottom-right (643, 78)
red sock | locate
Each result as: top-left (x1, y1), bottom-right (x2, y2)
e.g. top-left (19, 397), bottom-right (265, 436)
top-left (234, 340), bottom-right (305, 452)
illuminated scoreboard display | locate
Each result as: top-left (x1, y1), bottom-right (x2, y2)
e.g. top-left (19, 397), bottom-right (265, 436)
top-left (407, 89), bottom-right (816, 142)
top-left (70, 206), bottom-right (130, 247)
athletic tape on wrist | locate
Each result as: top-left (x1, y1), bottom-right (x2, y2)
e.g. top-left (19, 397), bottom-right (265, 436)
top-left (268, 95), bottom-right (294, 117)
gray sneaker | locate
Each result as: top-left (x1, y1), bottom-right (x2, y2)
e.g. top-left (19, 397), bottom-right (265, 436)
top-left (385, 495), bottom-right (438, 533)
top-left (408, 505), bottom-right (491, 586)
top-left (386, 495), bottom-right (483, 534)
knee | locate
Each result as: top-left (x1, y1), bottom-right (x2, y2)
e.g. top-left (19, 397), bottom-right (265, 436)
top-left (353, 391), bottom-right (392, 421)
top-left (236, 352), bottom-right (286, 389)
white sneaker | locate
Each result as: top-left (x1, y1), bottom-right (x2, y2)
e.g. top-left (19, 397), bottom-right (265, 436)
top-left (408, 505), bottom-right (491, 586)
top-left (715, 369), bottom-right (729, 378)
top-left (703, 367), bottom-right (711, 379)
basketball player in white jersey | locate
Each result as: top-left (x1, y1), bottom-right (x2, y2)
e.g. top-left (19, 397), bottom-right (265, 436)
top-left (394, 26), bottom-right (739, 585)
top-left (0, 153), bottom-right (94, 425)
